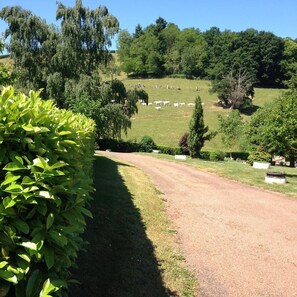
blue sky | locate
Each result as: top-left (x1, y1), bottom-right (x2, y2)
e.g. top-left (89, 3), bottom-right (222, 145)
top-left (1, 0), bottom-right (297, 49)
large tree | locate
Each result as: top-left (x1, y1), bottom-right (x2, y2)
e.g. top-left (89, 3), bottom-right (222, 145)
top-left (247, 90), bottom-right (297, 166)
top-left (188, 96), bottom-right (214, 157)
top-left (0, 1), bottom-right (141, 139)
top-left (0, 0), bottom-right (119, 106)
top-left (211, 69), bottom-right (254, 109)
top-left (217, 110), bottom-right (245, 154)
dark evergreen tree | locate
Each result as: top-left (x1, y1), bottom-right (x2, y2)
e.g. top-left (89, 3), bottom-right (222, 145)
top-left (188, 96), bottom-right (214, 157)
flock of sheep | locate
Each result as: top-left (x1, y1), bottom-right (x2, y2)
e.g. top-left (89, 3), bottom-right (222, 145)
top-left (139, 100), bottom-right (203, 111)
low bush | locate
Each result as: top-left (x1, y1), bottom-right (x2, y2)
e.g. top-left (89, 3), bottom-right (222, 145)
top-left (178, 133), bottom-right (189, 155)
top-left (0, 87), bottom-right (96, 296)
top-left (157, 145), bottom-right (183, 155)
top-left (199, 151), bottom-right (211, 160)
top-left (229, 152), bottom-right (249, 160)
top-left (97, 138), bottom-right (139, 152)
top-left (209, 151), bottom-right (226, 161)
top-left (247, 150), bottom-right (271, 165)
top-left (138, 136), bottom-right (156, 153)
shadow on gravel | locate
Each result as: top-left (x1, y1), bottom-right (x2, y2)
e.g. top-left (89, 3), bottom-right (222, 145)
top-left (69, 156), bottom-right (176, 297)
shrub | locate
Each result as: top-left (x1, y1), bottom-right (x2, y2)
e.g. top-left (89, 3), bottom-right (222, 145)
top-left (199, 151), bottom-right (211, 160)
top-left (0, 87), bottom-right (96, 296)
top-left (138, 136), bottom-right (156, 152)
top-left (97, 138), bottom-right (139, 152)
top-left (229, 152), bottom-right (249, 160)
top-left (209, 151), bottom-right (226, 161)
top-left (178, 133), bottom-right (189, 155)
top-left (157, 145), bottom-right (183, 155)
top-left (247, 150), bottom-right (271, 165)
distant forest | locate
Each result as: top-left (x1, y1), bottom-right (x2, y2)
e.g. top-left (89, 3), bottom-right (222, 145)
top-left (117, 17), bottom-right (297, 87)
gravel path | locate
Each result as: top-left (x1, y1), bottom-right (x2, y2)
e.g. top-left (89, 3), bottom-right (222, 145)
top-left (98, 151), bottom-right (297, 297)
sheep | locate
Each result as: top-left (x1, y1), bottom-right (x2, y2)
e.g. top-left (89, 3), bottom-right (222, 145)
top-left (173, 103), bottom-right (179, 107)
top-left (155, 106), bottom-right (162, 111)
top-left (163, 101), bottom-right (170, 106)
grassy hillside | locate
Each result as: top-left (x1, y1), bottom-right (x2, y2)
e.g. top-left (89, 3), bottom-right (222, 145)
top-left (120, 77), bottom-right (284, 151)
top-left (1, 54), bottom-right (284, 151)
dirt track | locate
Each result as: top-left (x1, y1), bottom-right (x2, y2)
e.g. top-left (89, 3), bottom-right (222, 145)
top-left (99, 151), bottom-right (297, 297)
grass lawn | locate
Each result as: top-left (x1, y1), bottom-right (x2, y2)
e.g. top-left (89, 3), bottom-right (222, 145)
top-left (69, 155), bottom-right (197, 297)
top-left (141, 153), bottom-right (297, 199)
top-left (119, 77), bottom-right (284, 150)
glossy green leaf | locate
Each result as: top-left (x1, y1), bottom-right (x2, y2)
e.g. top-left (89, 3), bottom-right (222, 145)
top-left (11, 219), bottom-right (30, 234)
top-left (17, 251), bottom-right (31, 263)
top-left (44, 247), bottom-right (54, 270)
top-left (0, 261), bottom-right (8, 269)
top-left (0, 270), bottom-right (18, 284)
top-left (1, 173), bottom-right (21, 186)
top-left (46, 213), bottom-right (54, 230)
top-left (38, 191), bottom-right (54, 199)
top-left (81, 207), bottom-right (93, 219)
top-left (3, 161), bottom-right (27, 171)
top-left (26, 269), bottom-right (42, 297)
top-left (21, 176), bottom-right (35, 185)
top-left (3, 197), bottom-right (16, 209)
top-left (49, 230), bottom-right (68, 247)
top-left (4, 183), bottom-right (23, 193)
top-left (19, 242), bottom-right (37, 251)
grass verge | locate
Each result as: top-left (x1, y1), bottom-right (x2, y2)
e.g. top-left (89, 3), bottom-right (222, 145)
top-left (141, 153), bottom-right (297, 199)
top-left (69, 155), bottom-right (197, 297)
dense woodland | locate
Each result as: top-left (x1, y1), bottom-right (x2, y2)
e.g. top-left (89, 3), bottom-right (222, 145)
top-left (117, 17), bottom-right (297, 87)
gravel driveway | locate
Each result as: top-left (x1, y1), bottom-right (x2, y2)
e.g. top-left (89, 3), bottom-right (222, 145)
top-left (98, 151), bottom-right (297, 297)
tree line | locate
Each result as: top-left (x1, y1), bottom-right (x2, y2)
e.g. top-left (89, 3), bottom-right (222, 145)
top-left (118, 17), bottom-right (297, 87)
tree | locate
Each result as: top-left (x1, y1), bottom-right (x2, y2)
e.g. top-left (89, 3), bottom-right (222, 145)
top-left (281, 38), bottom-right (297, 88)
top-left (211, 69), bottom-right (254, 109)
top-left (188, 96), bottom-right (215, 157)
top-left (0, 2), bottom-right (141, 140)
top-left (172, 28), bottom-right (208, 77)
top-left (0, 1), bottom-right (119, 106)
top-left (218, 110), bottom-right (244, 154)
top-left (256, 31), bottom-right (284, 86)
top-left (161, 23), bottom-right (181, 74)
top-left (247, 90), bottom-right (297, 166)
top-left (71, 79), bottom-right (139, 139)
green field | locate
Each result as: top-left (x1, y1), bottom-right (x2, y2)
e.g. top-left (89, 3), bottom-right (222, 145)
top-left (120, 77), bottom-right (284, 150)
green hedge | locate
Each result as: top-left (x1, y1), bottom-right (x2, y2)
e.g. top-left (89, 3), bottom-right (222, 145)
top-left (0, 87), bottom-right (96, 296)
top-left (200, 151), bottom-right (249, 161)
top-left (97, 138), bottom-right (139, 152)
top-left (157, 145), bottom-right (183, 155)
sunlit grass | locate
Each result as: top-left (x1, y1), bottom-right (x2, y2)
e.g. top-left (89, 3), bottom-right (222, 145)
top-left (118, 76), bottom-right (284, 150)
